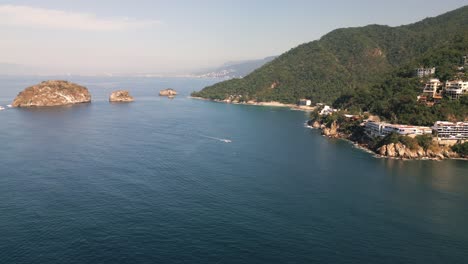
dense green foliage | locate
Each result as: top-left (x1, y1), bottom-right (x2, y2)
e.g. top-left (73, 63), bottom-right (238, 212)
top-left (415, 135), bottom-right (434, 151)
top-left (333, 33), bottom-right (468, 125)
top-left (193, 6), bottom-right (468, 103)
top-left (192, 6), bottom-right (468, 124)
top-left (451, 142), bottom-right (468, 156)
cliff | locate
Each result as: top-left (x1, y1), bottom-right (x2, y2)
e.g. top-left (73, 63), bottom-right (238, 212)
top-left (109, 90), bottom-right (134, 102)
top-left (12, 80), bottom-right (91, 107)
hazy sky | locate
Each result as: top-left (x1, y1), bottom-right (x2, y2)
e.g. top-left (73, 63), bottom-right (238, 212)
top-left (0, 0), bottom-right (466, 75)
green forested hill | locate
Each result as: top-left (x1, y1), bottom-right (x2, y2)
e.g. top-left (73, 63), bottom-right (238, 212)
top-left (192, 6), bottom-right (468, 105)
top-left (332, 33), bottom-right (468, 125)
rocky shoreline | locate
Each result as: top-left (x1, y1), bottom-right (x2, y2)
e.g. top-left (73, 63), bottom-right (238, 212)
top-left (307, 120), bottom-right (466, 161)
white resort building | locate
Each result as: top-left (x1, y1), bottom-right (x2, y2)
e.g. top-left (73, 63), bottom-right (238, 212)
top-left (445, 80), bottom-right (468, 100)
top-left (364, 121), bottom-right (385, 137)
top-left (364, 121), bottom-right (432, 138)
top-left (433, 121), bottom-right (468, 140)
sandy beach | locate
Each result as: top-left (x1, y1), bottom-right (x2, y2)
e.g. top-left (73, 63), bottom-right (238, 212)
top-left (190, 97), bottom-right (316, 112)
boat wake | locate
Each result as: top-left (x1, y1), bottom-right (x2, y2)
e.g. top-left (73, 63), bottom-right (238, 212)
top-left (200, 135), bottom-right (232, 143)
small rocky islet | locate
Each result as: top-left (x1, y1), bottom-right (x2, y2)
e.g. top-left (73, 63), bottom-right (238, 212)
top-left (11, 80), bottom-right (178, 108)
top-left (109, 90), bottom-right (134, 102)
top-left (159, 88), bottom-right (177, 97)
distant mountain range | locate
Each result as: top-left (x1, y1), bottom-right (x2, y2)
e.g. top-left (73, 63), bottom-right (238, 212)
top-left (0, 58), bottom-right (277, 78)
top-left (193, 56), bottom-right (277, 79)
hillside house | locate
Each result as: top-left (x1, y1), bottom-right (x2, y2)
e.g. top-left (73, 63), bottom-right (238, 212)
top-left (445, 80), bottom-right (468, 100)
top-left (415, 67), bottom-right (435, 78)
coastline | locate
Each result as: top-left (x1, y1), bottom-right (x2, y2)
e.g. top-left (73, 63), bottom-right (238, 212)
top-left (191, 97), bottom-right (466, 161)
top-left (305, 123), bottom-right (467, 161)
top-left (190, 96), bottom-right (316, 112)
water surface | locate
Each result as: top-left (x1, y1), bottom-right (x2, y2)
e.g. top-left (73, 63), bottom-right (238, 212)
top-left (0, 76), bottom-right (467, 264)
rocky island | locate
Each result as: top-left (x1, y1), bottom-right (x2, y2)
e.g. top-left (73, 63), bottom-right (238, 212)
top-left (12, 80), bottom-right (91, 107)
top-left (159, 88), bottom-right (177, 97)
top-left (109, 90), bottom-right (134, 102)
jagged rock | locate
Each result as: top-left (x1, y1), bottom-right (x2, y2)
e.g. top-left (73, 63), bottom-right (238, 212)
top-left (395, 143), bottom-right (406, 157)
top-left (408, 148), bottom-right (420, 159)
top-left (330, 121), bottom-right (338, 135)
top-left (442, 148), bottom-right (458, 158)
top-left (386, 143), bottom-right (396, 157)
top-left (426, 149), bottom-right (436, 158)
top-left (109, 90), bottom-right (134, 102)
top-left (443, 150), bottom-right (451, 158)
top-left (159, 88), bottom-right (178, 96)
top-left (378, 145), bottom-right (387, 156)
top-left (322, 121), bottom-right (339, 138)
top-left (417, 147), bottom-right (426, 157)
top-left (312, 121), bottom-right (321, 128)
top-left (12, 80), bottom-right (91, 107)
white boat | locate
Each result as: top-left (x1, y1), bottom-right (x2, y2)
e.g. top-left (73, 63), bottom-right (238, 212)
top-left (6, 105), bottom-right (12, 108)
top-left (0, 106), bottom-right (5, 111)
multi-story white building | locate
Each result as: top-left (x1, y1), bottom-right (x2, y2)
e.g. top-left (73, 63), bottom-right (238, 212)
top-left (445, 80), bottom-right (468, 100)
top-left (364, 121), bottom-right (385, 137)
top-left (415, 67), bottom-right (436, 78)
top-left (381, 124), bottom-right (432, 137)
top-left (422, 78), bottom-right (442, 97)
top-left (365, 121), bottom-right (432, 137)
top-left (433, 121), bottom-right (468, 140)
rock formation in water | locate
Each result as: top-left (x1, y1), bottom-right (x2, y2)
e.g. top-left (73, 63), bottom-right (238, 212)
top-left (311, 118), bottom-right (462, 160)
top-left (12, 80), bottom-right (91, 107)
top-left (109, 90), bottom-right (134, 102)
top-left (159, 88), bottom-right (178, 96)
top-left (321, 121), bottom-right (340, 138)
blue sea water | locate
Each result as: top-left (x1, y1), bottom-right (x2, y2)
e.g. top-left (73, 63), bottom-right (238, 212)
top-left (0, 76), bottom-right (467, 264)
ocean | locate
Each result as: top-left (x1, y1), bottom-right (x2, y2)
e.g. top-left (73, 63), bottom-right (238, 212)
top-left (0, 76), bottom-right (467, 264)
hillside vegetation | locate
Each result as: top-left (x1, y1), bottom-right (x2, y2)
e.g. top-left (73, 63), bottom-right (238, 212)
top-left (192, 6), bottom-right (468, 124)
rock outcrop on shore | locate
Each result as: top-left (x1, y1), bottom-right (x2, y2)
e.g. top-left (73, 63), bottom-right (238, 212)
top-left (159, 89), bottom-right (177, 96)
top-left (109, 90), bottom-right (134, 102)
top-left (12, 80), bottom-right (91, 107)
top-left (309, 119), bottom-right (462, 160)
top-left (376, 143), bottom-right (458, 159)
top-left (322, 121), bottom-right (340, 138)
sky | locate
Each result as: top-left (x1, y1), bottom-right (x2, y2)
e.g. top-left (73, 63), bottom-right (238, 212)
top-left (0, 0), bottom-right (466, 75)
